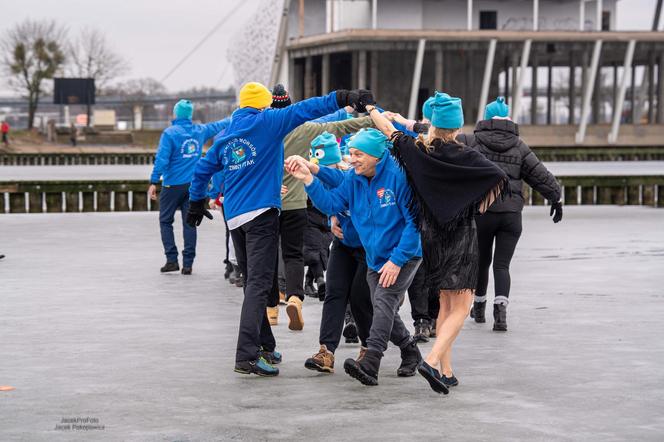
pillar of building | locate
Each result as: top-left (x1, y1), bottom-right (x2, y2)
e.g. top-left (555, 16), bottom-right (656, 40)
top-left (435, 47), bottom-right (444, 91)
top-left (547, 60), bottom-right (553, 124)
top-left (321, 53), bottom-right (330, 94)
top-left (569, 52), bottom-right (577, 124)
top-left (133, 105), bottom-right (143, 131)
top-left (370, 51), bottom-right (379, 98)
top-left (358, 50), bottom-right (368, 89)
top-left (531, 54), bottom-right (539, 124)
top-left (304, 56), bottom-right (314, 99)
top-left (648, 51), bottom-right (656, 123)
top-left (658, 52), bottom-right (664, 123)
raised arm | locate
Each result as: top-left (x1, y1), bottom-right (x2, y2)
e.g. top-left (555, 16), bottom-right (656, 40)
top-left (366, 104), bottom-right (397, 138)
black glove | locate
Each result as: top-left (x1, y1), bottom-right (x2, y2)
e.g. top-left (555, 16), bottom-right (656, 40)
top-left (186, 199), bottom-right (213, 227)
top-left (336, 89), bottom-right (360, 109)
top-left (550, 201), bottom-right (563, 223)
top-left (356, 89), bottom-right (375, 113)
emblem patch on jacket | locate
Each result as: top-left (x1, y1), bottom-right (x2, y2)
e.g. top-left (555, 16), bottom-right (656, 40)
top-left (377, 187), bottom-right (396, 208)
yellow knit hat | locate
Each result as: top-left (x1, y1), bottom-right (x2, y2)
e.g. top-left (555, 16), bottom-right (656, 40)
top-left (239, 82), bottom-right (273, 109)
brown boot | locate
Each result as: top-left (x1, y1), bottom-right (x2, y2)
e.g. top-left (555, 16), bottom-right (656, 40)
top-left (286, 296), bottom-right (304, 330)
top-left (304, 344), bottom-right (335, 373)
top-left (266, 306), bottom-right (278, 326)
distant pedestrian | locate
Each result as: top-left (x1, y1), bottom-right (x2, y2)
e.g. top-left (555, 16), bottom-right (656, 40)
top-left (69, 123), bottom-right (77, 146)
top-left (1, 120), bottom-right (10, 147)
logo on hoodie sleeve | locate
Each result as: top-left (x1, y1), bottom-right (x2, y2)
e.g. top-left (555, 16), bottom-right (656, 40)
top-left (377, 187), bottom-right (396, 208)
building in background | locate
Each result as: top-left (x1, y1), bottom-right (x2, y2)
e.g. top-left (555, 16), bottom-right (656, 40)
top-left (234, 0), bottom-right (664, 145)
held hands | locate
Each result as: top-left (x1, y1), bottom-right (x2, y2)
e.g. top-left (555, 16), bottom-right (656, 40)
top-left (148, 184), bottom-right (158, 201)
top-left (336, 89), bottom-right (375, 113)
top-left (330, 216), bottom-right (344, 240)
top-left (550, 201), bottom-right (563, 223)
top-left (378, 260), bottom-right (401, 288)
top-left (186, 199), bottom-right (213, 227)
top-left (284, 156), bottom-right (314, 184)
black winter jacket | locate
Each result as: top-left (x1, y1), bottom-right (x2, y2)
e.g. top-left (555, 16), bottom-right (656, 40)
top-left (458, 119), bottom-right (561, 213)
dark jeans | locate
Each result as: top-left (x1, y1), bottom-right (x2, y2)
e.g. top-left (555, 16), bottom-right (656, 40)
top-left (230, 209), bottom-right (280, 362)
top-left (407, 264), bottom-right (430, 323)
top-left (279, 209), bottom-right (307, 299)
top-left (366, 258), bottom-right (422, 356)
top-left (319, 239), bottom-right (373, 353)
top-left (476, 211), bottom-right (523, 302)
top-left (159, 184), bottom-right (196, 267)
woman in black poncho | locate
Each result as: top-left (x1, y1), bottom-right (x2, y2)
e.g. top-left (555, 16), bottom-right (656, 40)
top-left (366, 93), bottom-right (507, 394)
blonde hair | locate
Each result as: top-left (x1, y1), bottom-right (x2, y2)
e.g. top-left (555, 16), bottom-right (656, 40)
top-left (417, 126), bottom-right (461, 153)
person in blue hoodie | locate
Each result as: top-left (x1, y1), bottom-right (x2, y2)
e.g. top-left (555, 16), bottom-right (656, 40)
top-left (285, 128), bottom-right (423, 387)
top-left (284, 133), bottom-right (373, 375)
top-left (148, 100), bottom-right (230, 275)
top-left (185, 82), bottom-right (373, 377)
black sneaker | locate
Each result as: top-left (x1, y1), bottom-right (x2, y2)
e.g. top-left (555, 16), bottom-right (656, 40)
top-left (223, 261), bottom-right (233, 280)
top-left (470, 301), bottom-right (486, 323)
top-left (493, 304), bottom-right (507, 332)
top-left (160, 261), bottom-right (179, 273)
top-left (343, 349), bottom-right (381, 386)
top-left (234, 357), bottom-right (279, 377)
top-left (417, 361), bottom-right (449, 394)
top-left (343, 319), bottom-right (359, 344)
top-left (181, 267), bottom-right (192, 275)
top-left (441, 374), bottom-right (459, 387)
top-left (316, 276), bottom-right (326, 301)
top-left (397, 340), bottom-right (422, 377)
top-left (413, 319), bottom-right (430, 343)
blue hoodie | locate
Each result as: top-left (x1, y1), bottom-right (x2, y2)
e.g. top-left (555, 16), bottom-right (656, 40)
top-left (315, 166), bottom-right (362, 249)
top-left (149, 117), bottom-right (231, 186)
top-left (189, 92), bottom-right (340, 221)
top-left (305, 155), bottom-right (422, 271)
top-left (311, 108), bottom-right (349, 124)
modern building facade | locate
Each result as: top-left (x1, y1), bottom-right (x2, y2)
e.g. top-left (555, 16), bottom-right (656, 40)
top-left (264, 0), bottom-right (664, 144)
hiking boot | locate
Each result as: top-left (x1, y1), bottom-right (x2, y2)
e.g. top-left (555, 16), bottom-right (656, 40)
top-left (343, 349), bottom-right (381, 386)
top-left (429, 319), bottom-right (436, 338)
top-left (181, 267), bottom-right (192, 275)
top-left (413, 319), bottom-right (430, 343)
top-left (260, 348), bottom-right (282, 365)
top-left (357, 346), bottom-right (367, 362)
top-left (470, 301), bottom-right (486, 323)
top-left (304, 344), bottom-right (335, 373)
top-left (279, 291), bottom-right (286, 305)
top-left (234, 356), bottom-right (279, 377)
top-left (160, 261), bottom-right (179, 273)
top-left (304, 283), bottom-right (317, 298)
top-left (417, 361), bottom-right (449, 394)
top-left (441, 373), bottom-right (459, 387)
top-left (343, 318), bottom-right (359, 344)
top-left (493, 304), bottom-right (507, 332)
top-left (316, 276), bottom-right (326, 301)
top-left (397, 340), bottom-right (422, 377)
top-left (267, 306), bottom-right (279, 326)
top-left (286, 296), bottom-right (304, 330)
top-left (229, 264), bottom-right (242, 286)
top-left (223, 261), bottom-right (233, 280)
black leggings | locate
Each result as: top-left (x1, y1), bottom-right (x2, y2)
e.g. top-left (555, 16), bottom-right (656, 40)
top-left (475, 212), bottom-right (523, 302)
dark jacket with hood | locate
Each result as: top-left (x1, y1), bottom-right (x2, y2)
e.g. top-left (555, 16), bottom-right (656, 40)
top-left (458, 119), bottom-right (561, 213)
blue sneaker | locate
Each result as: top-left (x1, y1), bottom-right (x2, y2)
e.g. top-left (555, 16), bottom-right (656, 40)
top-left (234, 356), bottom-right (279, 377)
top-left (260, 348), bottom-right (282, 365)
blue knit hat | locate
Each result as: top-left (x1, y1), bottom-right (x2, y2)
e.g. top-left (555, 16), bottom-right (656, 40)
top-left (173, 99), bottom-right (193, 119)
top-left (310, 131), bottom-right (342, 166)
top-left (484, 96), bottom-right (510, 120)
top-left (347, 128), bottom-right (389, 159)
top-left (422, 96), bottom-right (436, 120)
top-left (430, 92), bottom-right (464, 129)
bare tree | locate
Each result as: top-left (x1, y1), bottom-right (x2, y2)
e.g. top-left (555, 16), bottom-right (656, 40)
top-left (67, 28), bottom-right (129, 90)
top-left (103, 77), bottom-right (167, 98)
top-left (1, 20), bottom-right (67, 129)
top-left (67, 28), bottom-right (129, 125)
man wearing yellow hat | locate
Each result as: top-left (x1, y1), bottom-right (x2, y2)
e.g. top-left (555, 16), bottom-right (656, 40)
top-left (186, 81), bottom-right (374, 377)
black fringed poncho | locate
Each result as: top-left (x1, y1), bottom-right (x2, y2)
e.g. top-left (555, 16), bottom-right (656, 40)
top-left (390, 132), bottom-right (508, 290)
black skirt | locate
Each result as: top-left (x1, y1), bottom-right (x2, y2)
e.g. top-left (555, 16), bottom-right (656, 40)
top-left (422, 217), bottom-right (479, 292)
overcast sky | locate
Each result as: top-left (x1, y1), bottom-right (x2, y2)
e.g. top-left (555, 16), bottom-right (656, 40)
top-left (0, 0), bottom-right (659, 95)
